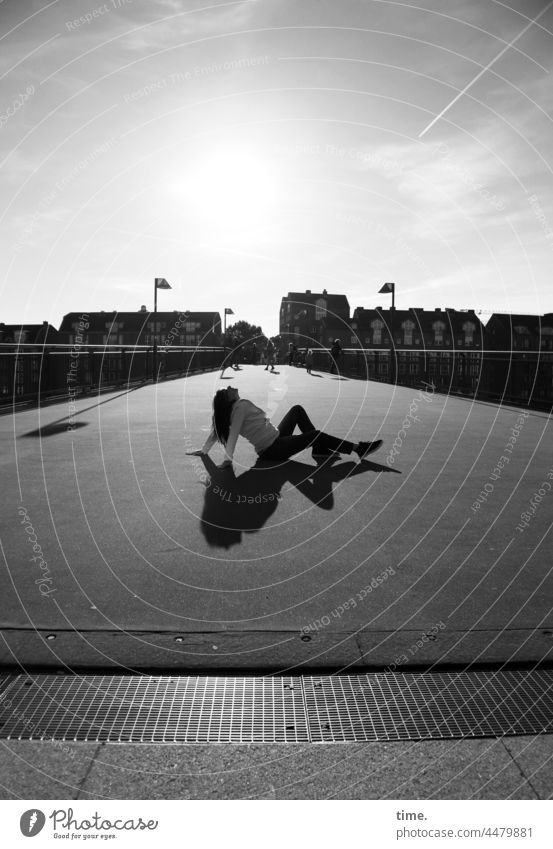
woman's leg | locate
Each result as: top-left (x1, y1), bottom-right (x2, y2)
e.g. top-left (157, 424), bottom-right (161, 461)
top-left (276, 405), bottom-right (355, 452)
top-left (260, 429), bottom-right (355, 461)
top-left (276, 404), bottom-right (316, 437)
top-left (260, 405), bottom-right (354, 461)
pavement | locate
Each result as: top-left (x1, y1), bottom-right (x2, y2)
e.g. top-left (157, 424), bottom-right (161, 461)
top-left (1, 364), bottom-right (552, 670)
top-left (1, 734), bottom-right (552, 799)
top-left (1, 365), bottom-right (552, 801)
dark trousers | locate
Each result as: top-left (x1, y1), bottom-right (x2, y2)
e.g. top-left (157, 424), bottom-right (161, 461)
top-left (258, 405), bottom-right (355, 461)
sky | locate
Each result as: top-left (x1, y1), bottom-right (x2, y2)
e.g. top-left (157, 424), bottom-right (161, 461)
top-left (1, 0), bottom-right (553, 337)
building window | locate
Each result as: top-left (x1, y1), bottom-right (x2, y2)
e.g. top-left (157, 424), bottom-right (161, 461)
top-left (433, 321), bottom-right (445, 345)
top-left (315, 298), bottom-right (327, 320)
top-left (371, 320), bottom-right (383, 344)
top-left (402, 320), bottom-right (415, 345)
top-left (463, 321), bottom-right (476, 346)
top-left (540, 327), bottom-right (553, 350)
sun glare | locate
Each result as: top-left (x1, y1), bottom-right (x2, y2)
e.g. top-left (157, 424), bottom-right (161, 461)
top-left (179, 149), bottom-right (279, 231)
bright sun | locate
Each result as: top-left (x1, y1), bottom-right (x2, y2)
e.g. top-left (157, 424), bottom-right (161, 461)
top-left (180, 149), bottom-right (279, 231)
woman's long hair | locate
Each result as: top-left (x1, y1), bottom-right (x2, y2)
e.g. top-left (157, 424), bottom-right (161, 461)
top-left (212, 389), bottom-right (235, 444)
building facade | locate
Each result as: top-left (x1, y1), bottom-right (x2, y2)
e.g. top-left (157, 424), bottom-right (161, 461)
top-left (58, 309), bottom-right (222, 347)
top-left (279, 289), bottom-right (351, 349)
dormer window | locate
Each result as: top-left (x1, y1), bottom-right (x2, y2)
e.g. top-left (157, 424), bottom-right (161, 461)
top-left (371, 319), bottom-right (383, 345)
top-left (402, 319), bottom-right (415, 345)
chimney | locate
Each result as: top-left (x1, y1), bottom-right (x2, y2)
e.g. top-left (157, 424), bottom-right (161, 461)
top-left (434, 307), bottom-right (441, 312)
top-left (306, 289), bottom-right (311, 294)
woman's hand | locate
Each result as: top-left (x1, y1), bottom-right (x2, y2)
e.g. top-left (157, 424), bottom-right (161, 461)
top-left (218, 459), bottom-right (233, 469)
top-left (186, 449), bottom-right (206, 456)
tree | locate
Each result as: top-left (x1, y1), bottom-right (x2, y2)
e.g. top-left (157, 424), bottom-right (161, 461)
top-left (226, 320), bottom-right (265, 345)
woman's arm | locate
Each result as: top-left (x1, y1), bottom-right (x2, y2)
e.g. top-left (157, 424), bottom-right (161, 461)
top-left (186, 424), bottom-right (216, 456)
top-left (200, 426), bottom-right (217, 454)
top-left (222, 402), bottom-right (247, 463)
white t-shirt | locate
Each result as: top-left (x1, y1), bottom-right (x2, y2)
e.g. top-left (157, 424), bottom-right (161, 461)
top-left (201, 399), bottom-right (279, 462)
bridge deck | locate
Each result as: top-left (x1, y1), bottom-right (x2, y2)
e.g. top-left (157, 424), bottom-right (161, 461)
top-left (1, 366), bottom-right (551, 669)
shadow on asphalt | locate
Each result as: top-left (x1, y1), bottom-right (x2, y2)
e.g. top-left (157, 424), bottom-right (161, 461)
top-left (20, 384), bottom-right (145, 438)
top-left (22, 420), bottom-right (89, 437)
top-left (198, 454), bottom-right (399, 548)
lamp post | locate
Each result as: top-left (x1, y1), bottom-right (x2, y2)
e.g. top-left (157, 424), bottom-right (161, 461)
top-left (153, 277), bottom-right (172, 382)
top-left (378, 281), bottom-right (396, 384)
top-left (223, 307), bottom-right (234, 369)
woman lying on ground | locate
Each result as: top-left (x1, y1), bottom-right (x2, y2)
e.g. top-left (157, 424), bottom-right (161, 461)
top-left (186, 386), bottom-right (383, 467)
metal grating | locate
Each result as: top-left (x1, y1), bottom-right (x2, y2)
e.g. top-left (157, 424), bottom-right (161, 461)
top-left (0, 671), bottom-right (551, 743)
top-left (0, 676), bottom-right (308, 743)
top-left (304, 671), bottom-right (553, 742)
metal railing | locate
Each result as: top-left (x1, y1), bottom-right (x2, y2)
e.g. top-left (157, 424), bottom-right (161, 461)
top-left (0, 344), bottom-right (225, 405)
top-left (1, 344), bottom-right (551, 412)
top-left (303, 347), bottom-right (553, 410)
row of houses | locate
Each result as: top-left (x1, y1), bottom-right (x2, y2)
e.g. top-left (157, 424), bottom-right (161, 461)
top-left (279, 290), bottom-right (553, 407)
top-left (0, 307), bottom-right (222, 348)
top-left (1, 293), bottom-right (552, 407)
top-left (279, 289), bottom-right (553, 352)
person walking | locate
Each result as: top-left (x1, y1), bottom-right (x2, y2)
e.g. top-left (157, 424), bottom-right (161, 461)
top-left (264, 339), bottom-right (276, 371)
top-left (186, 386), bottom-right (383, 467)
top-left (305, 348), bottom-right (314, 374)
top-left (330, 338), bottom-right (342, 375)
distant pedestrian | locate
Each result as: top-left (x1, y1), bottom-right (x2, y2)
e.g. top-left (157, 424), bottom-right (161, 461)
top-left (330, 338), bottom-right (342, 375)
top-left (305, 348), bottom-right (314, 374)
top-left (288, 342), bottom-right (295, 366)
top-left (250, 341), bottom-right (258, 365)
top-left (264, 339), bottom-right (276, 372)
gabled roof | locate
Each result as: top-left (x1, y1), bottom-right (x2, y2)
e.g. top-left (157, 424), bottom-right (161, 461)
top-left (486, 313), bottom-right (552, 336)
top-left (0, 323), bottom-right (60, 343)
top-left (58, 311), bottom-right (220, 332)
top-left (352, 307), bottom-right (485, 336)
top-left (281, 291), bottom-right (350, 314)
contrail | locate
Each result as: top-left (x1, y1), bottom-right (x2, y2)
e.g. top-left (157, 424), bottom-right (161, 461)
top-left (419, 0), bottom-right (553, 138)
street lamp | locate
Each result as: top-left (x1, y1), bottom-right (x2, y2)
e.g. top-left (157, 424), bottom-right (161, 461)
top-left (223, 307), bottom-right (234, 368)
top-left (378, 281), bottom-right (396, 384)
top-left (153, 277), bottom-right (172, 382)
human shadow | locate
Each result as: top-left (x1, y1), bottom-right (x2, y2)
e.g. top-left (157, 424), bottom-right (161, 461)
top-left (198, 454), bottom-right (397, 549)
top-left (21, 384), bottom-right (144, 437)
top-left (22, 420), bottom-right (89, 438)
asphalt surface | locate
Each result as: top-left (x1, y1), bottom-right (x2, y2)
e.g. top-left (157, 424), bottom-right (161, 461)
top-left (1, 735), bottom-right (551, 799)
top-left (1, 365), bottom-right (552, 670)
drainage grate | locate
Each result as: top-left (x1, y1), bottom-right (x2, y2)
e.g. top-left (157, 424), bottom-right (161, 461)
top-left (0, 671), bottom-right (551, 743)
top-left (0, 676), bottom-right (308, 743)
top-left (304, 671), bottom-right (553, 742)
